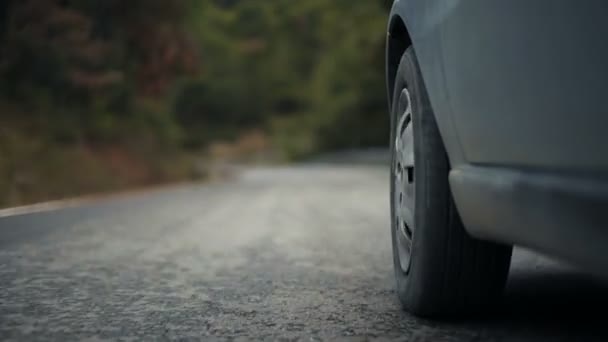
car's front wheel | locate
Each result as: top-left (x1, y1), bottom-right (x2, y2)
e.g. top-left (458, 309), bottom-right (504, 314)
top-left (390, 47), bottom-right (512, 317)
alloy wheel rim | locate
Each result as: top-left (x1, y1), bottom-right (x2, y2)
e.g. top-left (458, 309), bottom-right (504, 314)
top-left (394, 88), bottom-right (415, 273)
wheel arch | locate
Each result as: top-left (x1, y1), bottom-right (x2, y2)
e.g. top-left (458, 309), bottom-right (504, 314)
top-left (386, 10), bottom-right (466, 167)
top-left (386, 14), bottom-right (412, 111)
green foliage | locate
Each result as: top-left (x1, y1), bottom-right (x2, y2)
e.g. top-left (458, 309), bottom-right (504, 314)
top-left (1, 0), bottom-right (389, 155)
top-left (180, 0), bottom-right (390, 157)
top-left (0, 0), bottom-right (392, 206)
top-left (1, 0), bottom-right (197, 144)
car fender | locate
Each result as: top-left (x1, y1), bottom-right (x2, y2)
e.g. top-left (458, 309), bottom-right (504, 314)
top-left (387, 0), bottom-right (465, 166)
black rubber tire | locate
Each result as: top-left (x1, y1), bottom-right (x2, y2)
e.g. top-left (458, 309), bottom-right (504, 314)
top-left (390, 48), bottom-right (513, 317)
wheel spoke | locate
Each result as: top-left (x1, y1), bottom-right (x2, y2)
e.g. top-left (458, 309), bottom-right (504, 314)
top-left (400, 123), bottom-right (414, 168)
top-left (400, 203), bottom-right (414, 231)
top-left (395, 217), bottom-right (412, 273)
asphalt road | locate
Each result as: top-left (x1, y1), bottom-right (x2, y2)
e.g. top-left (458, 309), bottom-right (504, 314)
top-left (1, 162), bottom-right (608, 341)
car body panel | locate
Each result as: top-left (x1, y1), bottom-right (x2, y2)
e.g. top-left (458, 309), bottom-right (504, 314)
top-left (390, 0), bottom-right (608, 171)
top-left (388, 0), bottom-right (466, 166)
top-left (450, 165), bottom-right (608, 277)
top-left (439, 1), bottom-right (608, 171)
top-left (387, 0), bottom-right (608, 276)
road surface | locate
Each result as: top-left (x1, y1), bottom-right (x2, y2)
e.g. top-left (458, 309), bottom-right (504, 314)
top-left (1, 162), bottom-right (607, 341)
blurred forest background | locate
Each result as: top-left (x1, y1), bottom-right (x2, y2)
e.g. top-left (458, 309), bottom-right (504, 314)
top-left (0, 0), bottom-right (390, 207)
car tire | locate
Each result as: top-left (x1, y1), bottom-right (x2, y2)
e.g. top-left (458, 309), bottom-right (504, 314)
top-left (390, 48), bottom-right (513, 317)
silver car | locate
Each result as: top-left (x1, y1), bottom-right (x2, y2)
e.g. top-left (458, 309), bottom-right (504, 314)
top-left (386, 0), bottom-right (608, 317)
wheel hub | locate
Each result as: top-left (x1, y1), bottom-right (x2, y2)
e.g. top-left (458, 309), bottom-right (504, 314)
top-left (393, 88), bottom-right (415, 273)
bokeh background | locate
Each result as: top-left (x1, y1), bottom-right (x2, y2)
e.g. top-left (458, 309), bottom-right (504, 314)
top-left (0, 0), bottom-right (390, 208)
